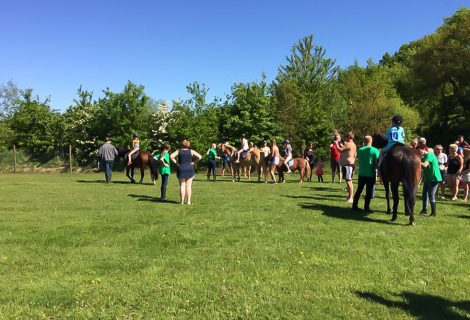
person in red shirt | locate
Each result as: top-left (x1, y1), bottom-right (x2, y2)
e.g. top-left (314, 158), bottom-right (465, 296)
top-left (329, 132), bottom-right (343, 183)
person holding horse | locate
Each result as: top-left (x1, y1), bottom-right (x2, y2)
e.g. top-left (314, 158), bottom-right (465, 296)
top-left (98, 136), bottom-right (118, 183)
top-left (153, 144), bottom-right (171, 201)
top-left (304, 141), bottom-right (315, 181)
top-left (206, 143), bottom-right (220, 181)
top-left (418, 146), bottom-right (442, 216)
top-left (283, 139), bottom-right (293, 174)
top-left (269, 139), bottom-right (280, 184)
top-left (234, 134), bottom-right (249, 163)
top-left (127, 133), bottom-right (140, 165)
top-left (170, 139), bottom-right (202, 205)
top-left (338, 132), bottom-right (357, 203)
top-left (379, 115), bottom-right (406, 168)
top-left (352, 136), bottom-right (379, 213)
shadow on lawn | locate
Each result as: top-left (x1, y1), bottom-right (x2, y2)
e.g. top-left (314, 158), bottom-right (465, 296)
top-left (127, 194), bottom-right (180, 204)
top-left (355, 291), bottom-right (470, 320)
top-left (77, 179), bottom-right (155, 186)
top-left (299, 202), bottom-right (401, 225)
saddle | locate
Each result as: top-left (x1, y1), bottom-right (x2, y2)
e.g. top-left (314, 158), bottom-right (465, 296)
top-left (287, 159), bottom-right (294, 167)
top-left (240, 150), bottom-right (248, 160)
top-left (127, 151), bottom-right (140, 161)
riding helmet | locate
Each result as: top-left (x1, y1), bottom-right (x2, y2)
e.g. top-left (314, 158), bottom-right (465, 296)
top-left (392, 115), bottom-right (403, 126)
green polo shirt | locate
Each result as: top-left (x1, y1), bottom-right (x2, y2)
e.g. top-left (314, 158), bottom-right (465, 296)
top-left (422, 152), bottom-right (442, 183)
top-left (357, 145), bottom-right (380, 177)
top-left (208, 148), bottom-right (217, 160)
top-left (155, 152), bottom-right (171, 175)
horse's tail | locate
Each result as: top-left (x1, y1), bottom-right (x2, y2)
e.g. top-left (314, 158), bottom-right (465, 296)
top-left (148, 155), bottom-right (159, 182)
top-left (401, 150), bottom-right (420, 214)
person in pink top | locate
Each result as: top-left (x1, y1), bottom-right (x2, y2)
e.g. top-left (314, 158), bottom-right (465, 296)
top-left (329, 132), bottom-right (343, 183)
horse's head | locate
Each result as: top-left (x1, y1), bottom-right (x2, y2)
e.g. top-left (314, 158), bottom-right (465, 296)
top-left (117, 147), bottom-right (130, 158)
top-left (372, 133), bottom-right (388, 149)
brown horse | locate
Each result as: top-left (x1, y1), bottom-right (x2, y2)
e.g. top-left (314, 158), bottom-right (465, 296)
top-left (372, 133), bottom-right (421, 225)
top-left (118, 147), bottom-right (158, 184)
top-left (277, 158), bottom-right (311, 183)
top-left (219, 144), bottom-right (269, 182)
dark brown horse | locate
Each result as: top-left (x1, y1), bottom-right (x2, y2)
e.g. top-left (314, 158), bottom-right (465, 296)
top-left (277, 158), bottom-right (311, 183)
top-left (118, 147), bottom-right (158, 184)
top-left (372, 133), bottom-right (421, 225)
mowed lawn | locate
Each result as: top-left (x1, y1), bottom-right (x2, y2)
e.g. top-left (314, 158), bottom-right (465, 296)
top-left (0, 172), bottom-right (469, 319)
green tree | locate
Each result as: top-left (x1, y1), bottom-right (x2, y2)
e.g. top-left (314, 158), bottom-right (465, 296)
top-left (273, 35), bottom-right (342, 154)
top-left (338, 62), bottom-right (419, 139)
top-left (9, 89), bottom-right (63, 153)
top-left (221, 76), bottom-right (279, 144)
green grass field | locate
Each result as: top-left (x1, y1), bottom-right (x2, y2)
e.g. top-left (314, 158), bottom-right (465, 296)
top-left (0, 172), bottom-right (469, 319)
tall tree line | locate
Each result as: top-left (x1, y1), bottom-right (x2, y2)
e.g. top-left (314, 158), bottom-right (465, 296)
top-left (1, 8), bottom-right (468, 165)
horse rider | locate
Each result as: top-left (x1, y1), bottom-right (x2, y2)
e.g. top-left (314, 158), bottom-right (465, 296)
top-left (283, 139), bottom-right (293, 174)
top-left (235, 134), bottom-right (249, 163)
top-left (378, 115), bottom-right (405, 168)
top-left (127, 133), bottom-right (140, 165)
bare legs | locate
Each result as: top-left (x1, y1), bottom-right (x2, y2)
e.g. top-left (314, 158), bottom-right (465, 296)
top-left (179, 177), bottom-right (194, 205)
top-left (464, 182), bottom-right (469, 202)
top-left (269, 165), bottom-right (277, 184)
top-left (447, 176), bottom-right (459, 200)
top-left (346, 180), bottom-right (354, 203)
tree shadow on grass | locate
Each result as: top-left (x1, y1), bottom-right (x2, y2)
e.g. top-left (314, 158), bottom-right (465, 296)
top-left (455, 214), bottom-right (470, 220)
top-left (299, 202), bottom-right (402, 226)
top-left (127, 194), bottom-right (180, 204)
top-left (355, 291), bottom-right (470, 320)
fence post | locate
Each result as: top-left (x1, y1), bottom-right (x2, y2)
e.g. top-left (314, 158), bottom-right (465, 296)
top-left (69, 145), bottom-right (72, 173)
top-left (13, 144), bottom-right (17, 173)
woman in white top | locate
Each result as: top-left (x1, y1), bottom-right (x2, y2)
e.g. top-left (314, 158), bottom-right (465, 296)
top-left (434, 145), bottom-right (448, 199)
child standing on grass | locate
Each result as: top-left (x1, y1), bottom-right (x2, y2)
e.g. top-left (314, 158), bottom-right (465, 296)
top-left (316, 156), bottom-right (324, 183)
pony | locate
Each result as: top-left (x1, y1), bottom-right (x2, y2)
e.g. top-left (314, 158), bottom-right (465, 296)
top-left (118, 147), bottom-right (158, 184)
top-left (372, 133), bottom-right (421, 225)
top-left (276, 158), bottom-right (311, 183)
top-left (218, 144), bottom-right (269, 182)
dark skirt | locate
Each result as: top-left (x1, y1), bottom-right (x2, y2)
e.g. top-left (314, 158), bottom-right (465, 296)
top-left (177, 165), bottom-right (195, 180)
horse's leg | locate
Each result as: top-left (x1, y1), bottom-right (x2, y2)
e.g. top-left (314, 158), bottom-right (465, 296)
top-left (391, 182), bottom-right (400, 221)
top-left (299, 166), bottom-right (304, 183)
top-left (403, 183), bottom-right (416, 225)
top-left (139, 163), bottom-right (144, 184)
top-left (131, 167), bottom-right (135, 183)
top-left (384, 182), bottom-right (391, 215)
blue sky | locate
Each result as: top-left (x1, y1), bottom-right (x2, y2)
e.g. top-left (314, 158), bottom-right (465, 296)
top-left (1, 0), bottom-right (468, 110)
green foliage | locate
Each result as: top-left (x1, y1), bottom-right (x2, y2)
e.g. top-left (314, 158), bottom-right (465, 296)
top-left (383, 8), bottom-right (470, 144)
top-left (221, 76), bottom-right (279, 145)
top-left (0, 80), bottom-right (22, 120)
top-left (8, 89), bottom-right (63, 154)
top-left (273, 35), bottom-right (341, 155)
top-left (338, 62), bottom-right (419, 140)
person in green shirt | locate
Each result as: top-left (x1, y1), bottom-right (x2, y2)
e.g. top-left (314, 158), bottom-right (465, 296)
top-left (419, 146), bottom-right (442, 216)
top-left (153, 144), bottom-right (171, 201)
top-left (206, 143), bottom-right (220, 181)
top-left (352, 136), bottom-right (380, 213)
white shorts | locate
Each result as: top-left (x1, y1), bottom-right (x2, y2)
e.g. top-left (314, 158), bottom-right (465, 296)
top-left (272, 157), bottom-right (279, 165)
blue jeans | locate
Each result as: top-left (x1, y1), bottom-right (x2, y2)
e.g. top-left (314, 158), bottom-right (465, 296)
top-left (103, 160), bottom-right (113, 181)
top-left (422, 181), bottom-right (439, 212)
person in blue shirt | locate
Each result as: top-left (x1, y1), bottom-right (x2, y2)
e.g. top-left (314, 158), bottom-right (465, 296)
top-left (379, 115), bottom-right (405, 167)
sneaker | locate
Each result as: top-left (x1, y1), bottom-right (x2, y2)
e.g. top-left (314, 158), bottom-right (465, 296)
top-left (419, 210), bottom-right (427, 215)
